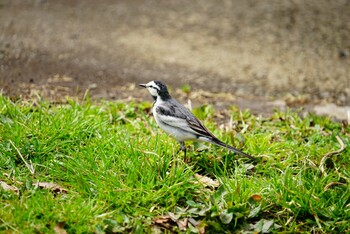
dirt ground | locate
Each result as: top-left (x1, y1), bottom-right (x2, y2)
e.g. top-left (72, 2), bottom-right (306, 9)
top-left (0, 0), bottom-right (349, 119)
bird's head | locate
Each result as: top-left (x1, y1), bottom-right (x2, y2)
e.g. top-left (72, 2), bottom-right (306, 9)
top-left (139, 80), bottom-right (171, 101)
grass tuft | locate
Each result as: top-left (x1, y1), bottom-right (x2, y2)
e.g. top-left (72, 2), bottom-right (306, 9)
top-left (0, 95), bottom-right (349, 233)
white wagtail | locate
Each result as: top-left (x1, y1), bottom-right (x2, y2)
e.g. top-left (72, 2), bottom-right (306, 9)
top-left (139, 80), bottom-right (255, 161)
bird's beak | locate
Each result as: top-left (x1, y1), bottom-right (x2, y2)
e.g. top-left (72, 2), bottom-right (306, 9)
top-left (139, 84), bottom-right (147, 88)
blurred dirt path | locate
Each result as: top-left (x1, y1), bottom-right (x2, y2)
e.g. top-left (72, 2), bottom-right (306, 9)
top-left (0, 0), bottom-right (349, 118)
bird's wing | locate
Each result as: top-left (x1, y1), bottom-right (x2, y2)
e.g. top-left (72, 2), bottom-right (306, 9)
top-left (186, 118), bottom-right (217, 139)
top-left (155, 99), bottom-right (217, 139)
top-left (155, 99), bottom-right (255, 161)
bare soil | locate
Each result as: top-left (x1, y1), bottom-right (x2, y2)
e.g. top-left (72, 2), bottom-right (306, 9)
top-left (0, 0), bottom-right (349, 118)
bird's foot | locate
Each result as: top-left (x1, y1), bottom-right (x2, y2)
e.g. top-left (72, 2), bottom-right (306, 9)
top-left (178, 141), bottom-right (189, 163)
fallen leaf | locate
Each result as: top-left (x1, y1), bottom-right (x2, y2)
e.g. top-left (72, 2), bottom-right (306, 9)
top-left (153, 215), bottom-right (173, 229)
top-left (33, 182), bottom-right (68, 194)
top-left (153, 216), bottom-right (171, 224)
top-left (188, 218), bottom-right (199, 227)
top-left (0, 180), bottom-right (19, 193)
top-left (167, 212), bottom-right (181, 221)
top-left (177, 218), bottom-right (188, 231)
top-left (188, 218), bottom-right (206, 234)
top-left (194, 173), bottom-right (220, 188)
top-left (153, 214), bottom-right (189, 231)
top-left (168, 212), bottom-right (189, 231)
top-left (249, 194), bottom-right (262, 202)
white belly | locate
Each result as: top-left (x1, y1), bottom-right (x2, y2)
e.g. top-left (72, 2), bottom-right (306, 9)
top-left (153, 111), bottom-right (197, 142)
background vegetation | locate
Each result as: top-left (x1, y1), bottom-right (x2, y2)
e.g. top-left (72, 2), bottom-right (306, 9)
top-left (0, 95), bottom-right (349, 233)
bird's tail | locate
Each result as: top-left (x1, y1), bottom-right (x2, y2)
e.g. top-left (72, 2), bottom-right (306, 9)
top-left (211, 138), bottom-right (256, 161)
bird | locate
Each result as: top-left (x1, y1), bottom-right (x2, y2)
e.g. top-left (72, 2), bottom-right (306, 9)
top-left (139, 80), bottom-right (255, 161)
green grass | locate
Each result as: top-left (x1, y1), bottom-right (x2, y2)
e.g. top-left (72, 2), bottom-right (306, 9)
top-left (0, 95), bottom-right (349, 233)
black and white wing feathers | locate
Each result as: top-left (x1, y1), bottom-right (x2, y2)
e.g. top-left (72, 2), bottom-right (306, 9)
top-left (155, 98), bottom-right (216, 140)
top-left (155, 98), bottom-right (256, 161)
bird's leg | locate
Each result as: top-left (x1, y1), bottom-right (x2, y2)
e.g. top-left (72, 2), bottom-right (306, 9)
top-left (178, 141), bottom-right (187, 162)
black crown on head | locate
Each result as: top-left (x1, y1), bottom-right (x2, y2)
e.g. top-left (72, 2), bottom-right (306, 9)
top-left (154, 81), bottom-right (171, 100)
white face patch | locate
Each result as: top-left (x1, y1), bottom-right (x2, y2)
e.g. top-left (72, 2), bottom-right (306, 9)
top-left (145, 81), bottom-right (160, 97)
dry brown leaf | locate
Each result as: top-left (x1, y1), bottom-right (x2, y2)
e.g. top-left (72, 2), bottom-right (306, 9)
top-left (168, 212), bottom-right (188, 231)
top-left (0, 180), bottom-right (19, 193)
top-left (194, 173), bottom-right (220, 188)
top-left (250, 194), bottom-right (262, 202)
top-left (153, 215), bottom-right (173, 229)
top-left (33, 182), bottom-right (68, 194)
top-left (153, 214), bottom-right (189, 231)
top-left (177, 218), bottom-right (188, 231)
top-left (188, 217), bottom-right (199, 226)
top-left (188, 218), bottom-right (206, 234)
top-left (153, 216), bottom-right (171, 224)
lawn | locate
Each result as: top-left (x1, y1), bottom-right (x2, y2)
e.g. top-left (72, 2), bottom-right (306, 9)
top-left (0, 94), bottom-right (349, 233)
